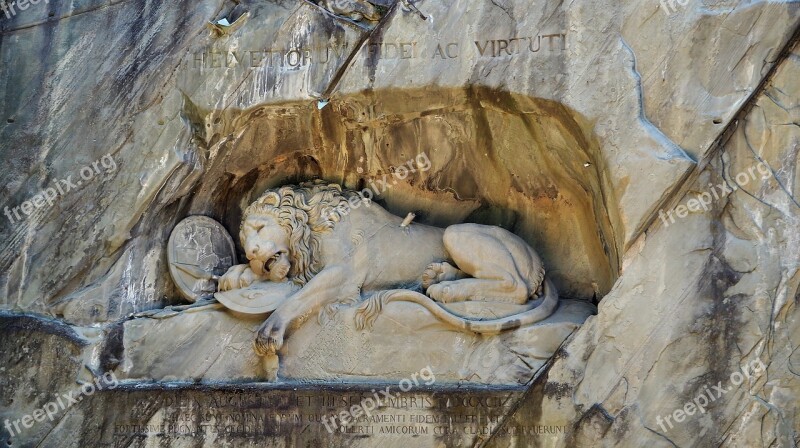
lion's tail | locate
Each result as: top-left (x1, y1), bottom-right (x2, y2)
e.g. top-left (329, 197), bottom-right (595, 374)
top-left (354, 279), bottom-right (558, 334)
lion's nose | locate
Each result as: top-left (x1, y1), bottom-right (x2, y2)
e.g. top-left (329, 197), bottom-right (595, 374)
top-left (246, 242), bottom-right (275, 261)
top-left (246, 244), bottom-right (260, 260)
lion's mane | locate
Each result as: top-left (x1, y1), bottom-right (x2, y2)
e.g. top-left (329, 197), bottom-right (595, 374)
top-left (241, 180), bottom-right (359, 286)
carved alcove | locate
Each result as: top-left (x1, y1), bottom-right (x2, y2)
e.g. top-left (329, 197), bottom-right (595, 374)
top-left (115, 86), bottom-right (622, 384)
top-left (183, 87), bottom-right (620, 303)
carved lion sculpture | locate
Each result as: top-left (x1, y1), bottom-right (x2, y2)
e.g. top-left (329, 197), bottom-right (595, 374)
top-left (219, 180), bottom-right (559, 356)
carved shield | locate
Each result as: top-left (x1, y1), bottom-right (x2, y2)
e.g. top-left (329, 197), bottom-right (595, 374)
top-left (167, 216), bottom-right (236, 302)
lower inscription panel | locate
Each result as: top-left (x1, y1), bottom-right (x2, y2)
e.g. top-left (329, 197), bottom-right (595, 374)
top-left (54, 383), bottom-right (569, 447)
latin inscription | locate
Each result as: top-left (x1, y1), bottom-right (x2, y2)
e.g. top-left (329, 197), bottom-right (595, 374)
top-left (104, 389), bottom-right (568, 444)
top-left (190, 32), bottom-right (567, 69)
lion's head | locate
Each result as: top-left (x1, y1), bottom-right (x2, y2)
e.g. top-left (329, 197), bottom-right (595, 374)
top-left (240, 180), bottom-right (359, 286)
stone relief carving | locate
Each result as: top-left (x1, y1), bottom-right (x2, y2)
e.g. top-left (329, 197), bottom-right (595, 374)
top-left (178, 180), bottom-right (560, 357)
top-left (315, 0), bottom-right (382, 22)
top-left (167, 216), bottom-right (237, 302)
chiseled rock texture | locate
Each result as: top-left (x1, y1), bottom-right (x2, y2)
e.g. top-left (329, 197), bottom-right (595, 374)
top-left (494, 41), bottom-right (800, 447)
top-left (0, 314), bottom-right (90, 446)
top-left (3, 0), bottom-right (798, 322)
top-left (112, 298), bottom-right (593, 384)
top-left (0, 0), bottom-right (799, 446)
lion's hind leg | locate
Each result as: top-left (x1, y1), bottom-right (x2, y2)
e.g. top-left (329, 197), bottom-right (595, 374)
top-left (426, 224), bottom-right (534, 305)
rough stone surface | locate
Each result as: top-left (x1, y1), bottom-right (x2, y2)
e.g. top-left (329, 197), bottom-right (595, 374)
top-left (4, 0), bottom-right (797, 322)
top-left (114, 299), bottom-right (593, 384)
top-left (1, 0), bottom-right (799, 446)
top-left (495, 40), bottom-right (800, 448)
top-left (0, 313), bottom-right (540, 447)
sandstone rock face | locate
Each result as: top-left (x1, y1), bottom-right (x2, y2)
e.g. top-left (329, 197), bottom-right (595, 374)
top-left (498, 40), bottom-right (800, 448)
top-left (112, 299), bottom-right (593, 384)
top-left (1, 0), bottom-right (799, 446)
top-left (4, 0), bottom-right (797, 323)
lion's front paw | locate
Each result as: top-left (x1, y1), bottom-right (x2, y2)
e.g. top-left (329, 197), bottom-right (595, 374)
top-left (219, 264), bottom-right (258, 291)
top-left (253, 314), bottom-right (288, 356)
top-left (427, 282), bottom-right (464, 304)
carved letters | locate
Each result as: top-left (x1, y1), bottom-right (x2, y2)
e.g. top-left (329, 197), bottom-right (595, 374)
top-left (190, 32), bottom-right (567, 69)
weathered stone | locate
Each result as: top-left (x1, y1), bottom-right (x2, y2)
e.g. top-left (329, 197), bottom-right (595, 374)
top-left (1, 0), bottom-right (799, 446)
top-left (114, 298), bottom-right (594, 384)
top-left (498, 40), bottom-right (800, 448)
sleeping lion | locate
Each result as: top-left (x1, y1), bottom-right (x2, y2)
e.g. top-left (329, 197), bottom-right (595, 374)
top-left (218, 180), bottom-right (558, 356)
